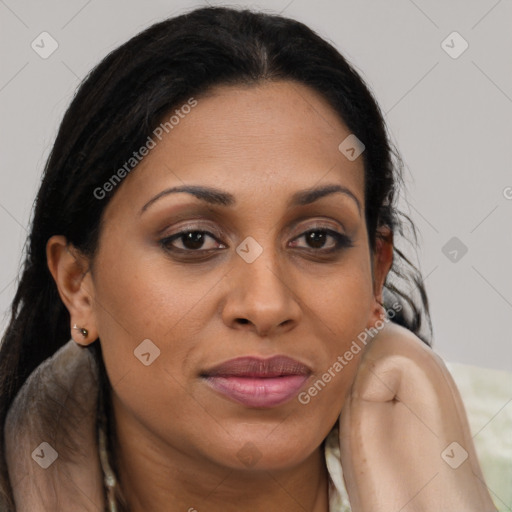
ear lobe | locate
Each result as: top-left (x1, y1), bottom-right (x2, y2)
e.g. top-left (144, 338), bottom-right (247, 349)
top-left (46, 235), bottom-right (98, 345)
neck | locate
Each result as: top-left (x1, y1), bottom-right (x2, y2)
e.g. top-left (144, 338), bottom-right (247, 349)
top-left (111, 396), bottom-right (331, 512)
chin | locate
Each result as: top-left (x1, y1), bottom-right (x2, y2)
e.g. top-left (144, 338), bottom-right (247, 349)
top-left (206, 432), bottom-right (320, 473)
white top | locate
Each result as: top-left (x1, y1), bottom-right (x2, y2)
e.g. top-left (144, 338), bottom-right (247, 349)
top-left (324, 422), bottom-right (352, 511)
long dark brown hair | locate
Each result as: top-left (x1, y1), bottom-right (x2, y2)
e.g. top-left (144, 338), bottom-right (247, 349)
top-left (0, 6), bottom-right (432, 510)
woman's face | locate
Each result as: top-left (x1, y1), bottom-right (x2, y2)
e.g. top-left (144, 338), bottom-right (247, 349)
top-left (88, 80), bottom-right (389, 472)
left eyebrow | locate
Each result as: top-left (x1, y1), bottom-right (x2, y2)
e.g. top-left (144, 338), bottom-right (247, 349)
top-left (139, 183), bottom-right (361, 216)
top-left (289, 183), bottom-right (361, 215)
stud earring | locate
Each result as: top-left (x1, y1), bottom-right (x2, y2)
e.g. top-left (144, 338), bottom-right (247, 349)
top-left (73, 324), bottom-right (89, 338)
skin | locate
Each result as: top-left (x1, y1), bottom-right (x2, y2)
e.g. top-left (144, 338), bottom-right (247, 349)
top-left (46, 80), bottom-right (393, 511)
top-left (339, 322), bottom-right (497, 511)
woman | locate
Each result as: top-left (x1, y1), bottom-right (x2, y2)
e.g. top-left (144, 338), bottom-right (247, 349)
top-left (0, 6), bottom-right (497, 511)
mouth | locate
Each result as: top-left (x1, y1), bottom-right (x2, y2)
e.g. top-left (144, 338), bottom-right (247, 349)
top-left (200, 356), bottom-right (312, 408)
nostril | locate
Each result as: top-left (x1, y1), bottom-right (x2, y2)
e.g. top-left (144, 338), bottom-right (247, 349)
top-left (236, 318), bottom-right (249, 324)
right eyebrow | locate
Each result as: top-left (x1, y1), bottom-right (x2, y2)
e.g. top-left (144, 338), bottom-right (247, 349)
top-left (140, 185), bottom-right (235, 215)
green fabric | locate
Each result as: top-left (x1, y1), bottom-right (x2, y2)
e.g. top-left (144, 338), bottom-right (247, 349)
top-left (446, 362), bottom-right (512, 511)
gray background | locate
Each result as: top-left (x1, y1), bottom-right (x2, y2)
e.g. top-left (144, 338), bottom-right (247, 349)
top-left (1, 0), bottom-right (511, 371)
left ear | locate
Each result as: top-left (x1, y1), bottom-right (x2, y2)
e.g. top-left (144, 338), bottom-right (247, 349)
top-left (368, 226), bottom-right (394, 324)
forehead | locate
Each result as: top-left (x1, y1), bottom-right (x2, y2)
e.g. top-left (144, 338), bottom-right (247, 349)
top-left (103, 80), bottom-right (365, 220)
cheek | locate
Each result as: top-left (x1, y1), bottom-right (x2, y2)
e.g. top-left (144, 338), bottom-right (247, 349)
top-left (91, 262), bottom-right (206, 449)
top-left (90, 236), bottom-right (226, 437)
top-left (306, 249), bottom-right (375, 337)
top-left (91, 238), bottom-right (220, 375)
top-left (298, 254), bottom-right (375, 411)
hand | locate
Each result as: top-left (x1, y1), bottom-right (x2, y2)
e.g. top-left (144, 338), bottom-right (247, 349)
top-left (339, 320), bottom-right (497, 511)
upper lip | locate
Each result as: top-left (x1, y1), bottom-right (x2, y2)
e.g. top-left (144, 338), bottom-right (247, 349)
top-left (201, 356), bottom-right (312, 378)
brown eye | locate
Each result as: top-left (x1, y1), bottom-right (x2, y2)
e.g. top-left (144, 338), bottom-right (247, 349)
top-left (160, 230), bottom-right (225, 252)
top-left (305, 230), bottom-right (331, 249)
top-left (290, 229), bottom-right (353, 252)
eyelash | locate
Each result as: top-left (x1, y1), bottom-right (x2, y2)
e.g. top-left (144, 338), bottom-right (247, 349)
top-left (159, 224), bottom-right (354, 258)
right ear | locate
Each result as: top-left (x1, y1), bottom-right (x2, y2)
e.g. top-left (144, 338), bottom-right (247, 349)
top-left (46, 235), bottom-right (99, 345)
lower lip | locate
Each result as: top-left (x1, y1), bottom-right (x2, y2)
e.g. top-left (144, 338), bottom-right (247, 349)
top-left (203, 375), bottom-right (309, 408)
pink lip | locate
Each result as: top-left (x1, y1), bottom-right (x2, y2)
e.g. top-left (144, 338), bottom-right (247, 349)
top-left (201, 356), bottom-right (311, 408)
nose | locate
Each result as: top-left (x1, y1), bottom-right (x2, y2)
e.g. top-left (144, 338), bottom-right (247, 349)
top-left (221, 243), bottom-right (302, 337)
